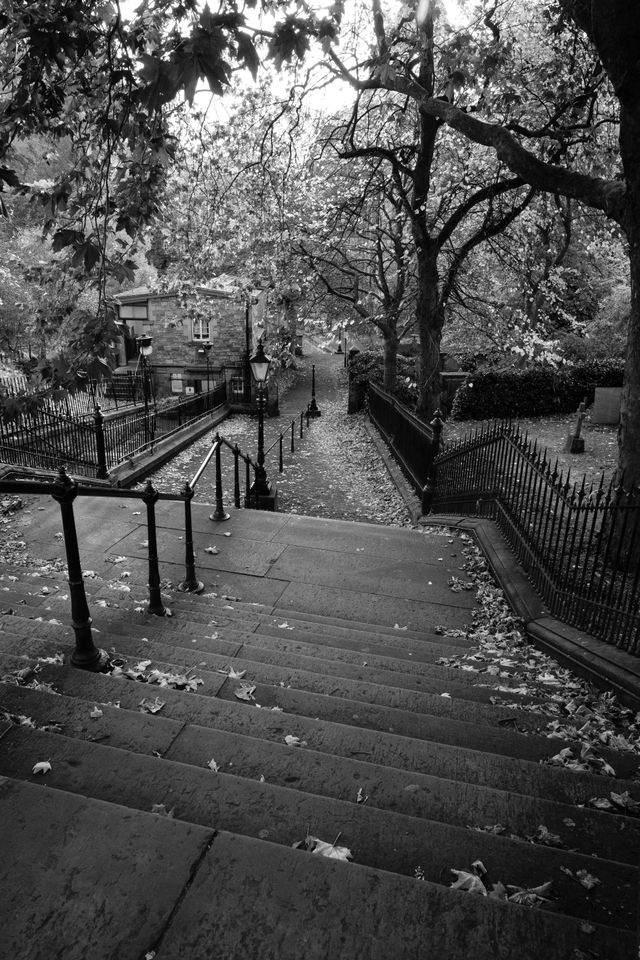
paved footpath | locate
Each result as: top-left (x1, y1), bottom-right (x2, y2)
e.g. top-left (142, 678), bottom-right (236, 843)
top-left (149, 341), bottom-right (414, 525)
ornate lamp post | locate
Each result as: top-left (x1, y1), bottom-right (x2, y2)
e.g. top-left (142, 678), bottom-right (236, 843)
top-left (136, 334), bottom-right (153, 445)
top-left (308, 363), bottom-right (321, 417)
top-left (198, 341), bottom-right (212, 392)
top-left (248, 338), bottom-right (276, 510)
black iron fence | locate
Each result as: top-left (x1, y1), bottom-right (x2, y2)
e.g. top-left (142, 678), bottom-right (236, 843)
top-left (101, 383), bottom-right (227, 468)
top-left (432, 421), bottom-right (640, 653)
top-left (367, 382), bottom-right (443, 512)
top-left (0, 407), bottom-right (100, 477)
top-left (0, 383), bottom-right (228, 478)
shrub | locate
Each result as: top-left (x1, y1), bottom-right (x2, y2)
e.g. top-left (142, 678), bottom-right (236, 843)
top-left (450, 359), bottom-right (625, 420)
top-left (347, 350), bottom-right (418, 403)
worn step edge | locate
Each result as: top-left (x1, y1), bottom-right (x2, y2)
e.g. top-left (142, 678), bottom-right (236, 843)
top-left (0, 778), bottom-right (631, 960)
top-left (4, 655), bottom-right (639, 803)
top-left (2, 680), bottom-right (637, 866)
top-left (0, 629), bottom-right (562, 737)
top-left (0, 724), bottom-right (635, 931)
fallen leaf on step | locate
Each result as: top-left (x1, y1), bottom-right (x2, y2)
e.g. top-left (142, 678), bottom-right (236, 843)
top-left (284, 735), bottom-right (307, 747)
top-left (450, 870), bottom-right (487, 895)
top-left (139, 697), bottom-right (166, 714)
top-left (151, 803), bottom-right (174, 818)
top-left (205, 546), bottom-right (219, 555)
top-left (356, 787), bottom-right (368, 804)
top-left (234, 683), bottom-right (256, 702)
top-left (441, 692), bottom-right (452, 698)
top-left (294, 835), bottom-right (352, 861)
top-left (278, 622), bottom-right (294, 630)
top-left (32, 760), bottom-right (52, 775)
top-left (526, 825), bottom-right (563, 847)
top-left (560, 866), bottom-right (599, 889)
top-left (223, 532), bottom-right (232, 537)
top-left (207, 759), bottom-right (220, 772)
top-left (575, 869), bottom-right (601, 890)
top-left (90, 707), bottom-right (103, 719)
top-left (135, 660), bottom-right (152, 671)
top-left (505, 880), bottom-right (553, 905)
top-left (393, 624), bottom-right (408, 631)
top-left (610, 791), bottom-right (640, 814)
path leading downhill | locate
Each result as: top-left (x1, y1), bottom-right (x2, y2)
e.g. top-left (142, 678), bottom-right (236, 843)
top-left (147, 341), bottom-right (415, 525)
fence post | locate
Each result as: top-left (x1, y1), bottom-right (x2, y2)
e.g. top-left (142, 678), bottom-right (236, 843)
top-left (51, 466), bottom-right (108, 670)
top-left (421, 408), bottom-right (444, 516)
top-left (210, 435), bottom-right (230, 521)
top-left (93, 405), bottom-right (109, 480)
top-left (141, 479), bottom-right (166, 615)
top-left (291, 420), bottom-right (295, 453)
top-left (279, 434), bottom-right (284, 472)
top-left (178, 482), bottom-right (204, 593)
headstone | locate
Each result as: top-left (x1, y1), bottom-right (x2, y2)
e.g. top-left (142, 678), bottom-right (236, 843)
top-left (565, 400), bottom-right (586, 453)
top-left (592, 387), bottom-right (622, 424)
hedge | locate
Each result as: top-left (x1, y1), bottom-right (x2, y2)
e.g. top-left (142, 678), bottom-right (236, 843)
top-left (450, 360), bottom-right (625, 420)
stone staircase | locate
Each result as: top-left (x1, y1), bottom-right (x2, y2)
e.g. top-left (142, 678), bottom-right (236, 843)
top-left (0, 509), bottom-right (638, 959)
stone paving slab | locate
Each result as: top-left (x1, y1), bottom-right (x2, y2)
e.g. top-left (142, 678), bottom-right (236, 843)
top-left (156, 830), bottom-right (634, 960)
top-left (0, 777), bottom-right (214, 960)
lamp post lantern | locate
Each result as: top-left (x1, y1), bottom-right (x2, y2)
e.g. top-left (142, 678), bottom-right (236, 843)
top-left (198, 342), bottom-right (212, 393)
top-left (248, 338), bottom-right (277, 510)
top-left (136, 334), bottom-right (153, 445)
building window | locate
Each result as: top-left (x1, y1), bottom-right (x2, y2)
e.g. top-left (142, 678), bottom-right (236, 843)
top-left (170, 373), bottom-right (183, 394)
top-left (230, 376), bottom-right (245, 399)
top-left (192, 317), bottom-right (211, 341)
top-left (118, 303), bottom-right (148, 321)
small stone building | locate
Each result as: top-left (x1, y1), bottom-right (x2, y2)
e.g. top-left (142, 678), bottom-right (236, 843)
top-left (114, 280), bottom-right (267, 400)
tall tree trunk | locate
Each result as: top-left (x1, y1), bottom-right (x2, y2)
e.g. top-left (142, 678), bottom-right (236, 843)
top-left (619, 101), bottom-right (640, 494)
top-left (415, 243), bottom-right (444, 416)
top-left (382, 332), bottom-right (399, 391)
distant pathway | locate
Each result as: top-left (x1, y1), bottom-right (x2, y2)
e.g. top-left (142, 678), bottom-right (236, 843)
top-left (147, 341), bottom-right (412, 525)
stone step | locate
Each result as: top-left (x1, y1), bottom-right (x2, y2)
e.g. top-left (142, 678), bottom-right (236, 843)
top-left (4, 609), bottom-right (541, 707)
top-left (4, 656), bottom-right (639, 807)
top-left (0, 597), bottom-right (484, 677)
top-left (1, 778), bottom-right (632, 960)
top-left (1, 569), bottom-right (449, 646)
top-left (0, 629), bottom-right (565, 739)
top-left (0, 723), bottom-right (636, 931)
top-left (2, 681), bottom-right (638, 866)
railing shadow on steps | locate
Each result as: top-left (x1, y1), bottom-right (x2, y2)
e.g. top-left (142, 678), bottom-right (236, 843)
top-left (0, 400), bottom-right (321, 672)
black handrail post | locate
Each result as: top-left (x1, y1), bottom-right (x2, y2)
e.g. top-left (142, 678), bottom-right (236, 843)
top-left (299, 411), bottom-right (304, 439)
top-left (210, 435), bottom-right (230, 521)
top-left (51, 466), bottom-right (108, 671)
top-left (279, 434), bottom-right (284, 472)
top-left (291, 419), bottom-right (295, 453)
top-left (141, 479), bottom-right (166, 615)
top-left (178, 482), bottom-right (204, 593)
top-left (308, 363), bottom-right (321, 417)
top-left (94, 405), bottom-right (108, 480)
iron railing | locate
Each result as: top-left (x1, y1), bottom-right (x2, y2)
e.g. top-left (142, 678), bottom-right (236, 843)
top-left (0, 383), bottom-right (228, 478)
top-left (367, 381), bottom-right (443, 512)
top-left (432, 421), bottom-right (640, 653)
